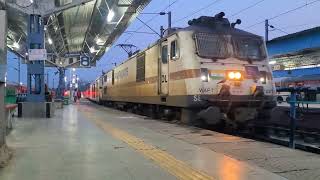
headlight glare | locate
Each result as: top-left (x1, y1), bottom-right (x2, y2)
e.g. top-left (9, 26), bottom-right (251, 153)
top-left (235, 72), bottom-right (242, 79)
top-left (228, 71), bottom-right (242, 80)
top-left (228, 72), bottom-right (235, 79)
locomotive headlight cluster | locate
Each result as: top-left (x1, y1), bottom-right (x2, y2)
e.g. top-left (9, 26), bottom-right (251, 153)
top-left (228, 71), bottom-right (242, 80)
top-left (201, 75), bottom-right (208, 81)
top-left (200, 68), bottom-right (209, 82)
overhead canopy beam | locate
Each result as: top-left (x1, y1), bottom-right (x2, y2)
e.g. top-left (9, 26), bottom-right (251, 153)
top-left (5, 0), bottom-right (151, 68)
top-left (6, 0), bottom-right (94, 16)
top-left (43, 0), bottom-right (95, 17)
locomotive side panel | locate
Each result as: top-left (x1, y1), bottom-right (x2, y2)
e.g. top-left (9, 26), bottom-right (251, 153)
top-left (166, 31), bottom-right (202, 107)
top-left (102, 44), bottom-right (161, 104)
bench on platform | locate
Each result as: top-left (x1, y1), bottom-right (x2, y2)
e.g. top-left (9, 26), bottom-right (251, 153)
top-left (5, 104), bottom-right (18, 131)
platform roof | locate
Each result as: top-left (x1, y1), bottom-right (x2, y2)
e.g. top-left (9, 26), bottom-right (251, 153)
top-left (267, 26), bottom-right (320, 57)
top-left (267, 26), bottom-right (320, 70)
top-left (1, 0), bottom-right (150, 68)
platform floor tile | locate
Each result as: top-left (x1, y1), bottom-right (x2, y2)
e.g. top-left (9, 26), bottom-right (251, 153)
top-left (81, 101), bottom-right (320, 180)
top-left (0, 105), bottom-right (175, 180)
top-left (79, 102), bottom-right (287, 180)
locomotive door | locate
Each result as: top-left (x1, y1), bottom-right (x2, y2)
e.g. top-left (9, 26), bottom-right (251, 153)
top-left (160, 42), bottom-right (169, 95)
top-left (98, 77), bottom-right (103, 101)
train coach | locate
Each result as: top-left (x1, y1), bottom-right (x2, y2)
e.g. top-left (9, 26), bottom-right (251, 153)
top-left (87, 12), bottom-right (276, 128)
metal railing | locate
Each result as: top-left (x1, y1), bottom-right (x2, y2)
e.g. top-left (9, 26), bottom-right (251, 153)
top-left (277, 87), bottom-right (320, 148)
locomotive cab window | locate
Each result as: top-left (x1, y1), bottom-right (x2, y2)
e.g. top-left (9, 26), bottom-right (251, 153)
top-left (161, 45), bottom-right (168, 64)
top-left (170, 40), bottom-right (179, 60)
top-left (194, 33), bottom-right (229, 59)
top-left (233, 37), bottom-right (266, 60)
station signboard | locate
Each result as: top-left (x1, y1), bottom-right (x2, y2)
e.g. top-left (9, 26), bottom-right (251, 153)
top-left (80, 55), bottom-right (90, 67)
top-left (28, 49), bottom-right (47, 61)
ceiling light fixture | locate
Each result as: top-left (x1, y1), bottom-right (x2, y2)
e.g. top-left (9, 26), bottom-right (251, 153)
top-left (96, 38), bottom-right (103, 45)
top-left (48, 38), bottom-right (53, 45)
top-left (90, 47), bottom-right (96, 53)
top-left (13, 42), bottom-right (20, 49)
top-left (107, 10), bottom-right (115, 22)
top-left (269, 60), bottom-right (276, 65)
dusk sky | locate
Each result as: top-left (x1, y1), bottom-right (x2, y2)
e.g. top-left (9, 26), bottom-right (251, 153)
top-left (6, 0), bottom-right (320, 87)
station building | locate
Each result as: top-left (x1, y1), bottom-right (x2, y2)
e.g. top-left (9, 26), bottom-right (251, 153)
top-left (267, 26), bottom-right (320, 79)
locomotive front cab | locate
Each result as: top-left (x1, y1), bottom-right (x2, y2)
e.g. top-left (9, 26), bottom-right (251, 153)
top-left (187, 13), bottom-right (276, 125)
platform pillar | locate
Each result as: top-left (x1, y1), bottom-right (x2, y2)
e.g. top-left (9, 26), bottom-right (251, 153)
top-left (26, 15), bottom-right (45, 102)
top-left (0, 9), bottom-right (7, 146)
top-left (57, 67), bottom-right (65, 100)
top-left (18, 14), bottom-right (55, 118)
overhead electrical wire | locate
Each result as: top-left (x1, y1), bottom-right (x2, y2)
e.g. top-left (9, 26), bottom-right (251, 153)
top-left (123, 0), bottom-right (179, 43)
top-left (270, 27), bottom-right (289, 35)
top-left (231, 0), bottom-right (265, 17)
top-left (125, 31), bottom-right (158, 35)
top-left (173, 0), bottom-right (223, 25)
top-left (280, 23), bottom-right (310, 29)
top-left (246, 0), bottom-right (320, 29)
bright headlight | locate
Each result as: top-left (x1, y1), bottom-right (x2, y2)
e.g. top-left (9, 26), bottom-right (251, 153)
top-left (228, 71), bottom-right (242, 80)
top-left (235, 72), bottom-right (242, 79)
top-left (201, 68), bottom-right (209, 82)
top-left (201, 75), bottom-right (207, 81)
top-left (228, 72), bottom-right (235, 79)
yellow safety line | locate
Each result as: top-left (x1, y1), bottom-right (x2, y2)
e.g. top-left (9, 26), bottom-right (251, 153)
top-left (82, 111), bottom-right (215, 180)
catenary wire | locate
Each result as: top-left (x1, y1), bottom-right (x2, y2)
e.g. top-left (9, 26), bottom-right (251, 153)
top-left (172, 0), bottom-right (223, 25)
top-left (123, 0), bottom-right (179, 43)
top-left (231, 0), bottom-right (265, 17)
top-left (246, 0), bottom-right (320, 29)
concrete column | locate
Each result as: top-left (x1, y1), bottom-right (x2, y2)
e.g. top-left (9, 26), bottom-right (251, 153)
top-left (26, 15), bottom-right (45, 102)
top-left (0, 10), bottom-right (7, 146)
top-left (57, 67), bottom-right (65, 100)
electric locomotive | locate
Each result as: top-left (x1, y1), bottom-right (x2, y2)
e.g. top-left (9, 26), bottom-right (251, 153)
top-left (87, 12), bottom-right (276, 127)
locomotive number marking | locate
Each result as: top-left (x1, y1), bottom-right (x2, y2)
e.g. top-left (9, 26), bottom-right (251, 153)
top-left (193, 95), bottom-right (201, 102)
top-left (199, 87), bottom-right (213, 94)
top-left (161, 75), bottom-right (168, 83)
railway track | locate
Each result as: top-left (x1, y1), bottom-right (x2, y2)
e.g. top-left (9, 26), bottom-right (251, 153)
top-left (250, 124), bottom-right (320, 153)
top-left (91, 100), bottom-right (320, 154)
top-left (202, 120), bottom-right (320, 154)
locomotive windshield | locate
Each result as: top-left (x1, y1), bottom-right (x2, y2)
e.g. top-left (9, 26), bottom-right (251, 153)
top-left (233, 37), bottom-right (266, 60)
top-left (194, 33), bottom-right (229, 59)
top-left (194, 33), bottom-right (266, 60)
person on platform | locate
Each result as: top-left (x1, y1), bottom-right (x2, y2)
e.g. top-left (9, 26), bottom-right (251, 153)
top-left (73, 89), bottom-right (78, 102)
top-left (77, 90), bottom-right (81, 100)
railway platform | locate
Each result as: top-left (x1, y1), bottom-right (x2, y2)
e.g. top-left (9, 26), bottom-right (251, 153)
top-left (0, 100), bottom-right (319, 180)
